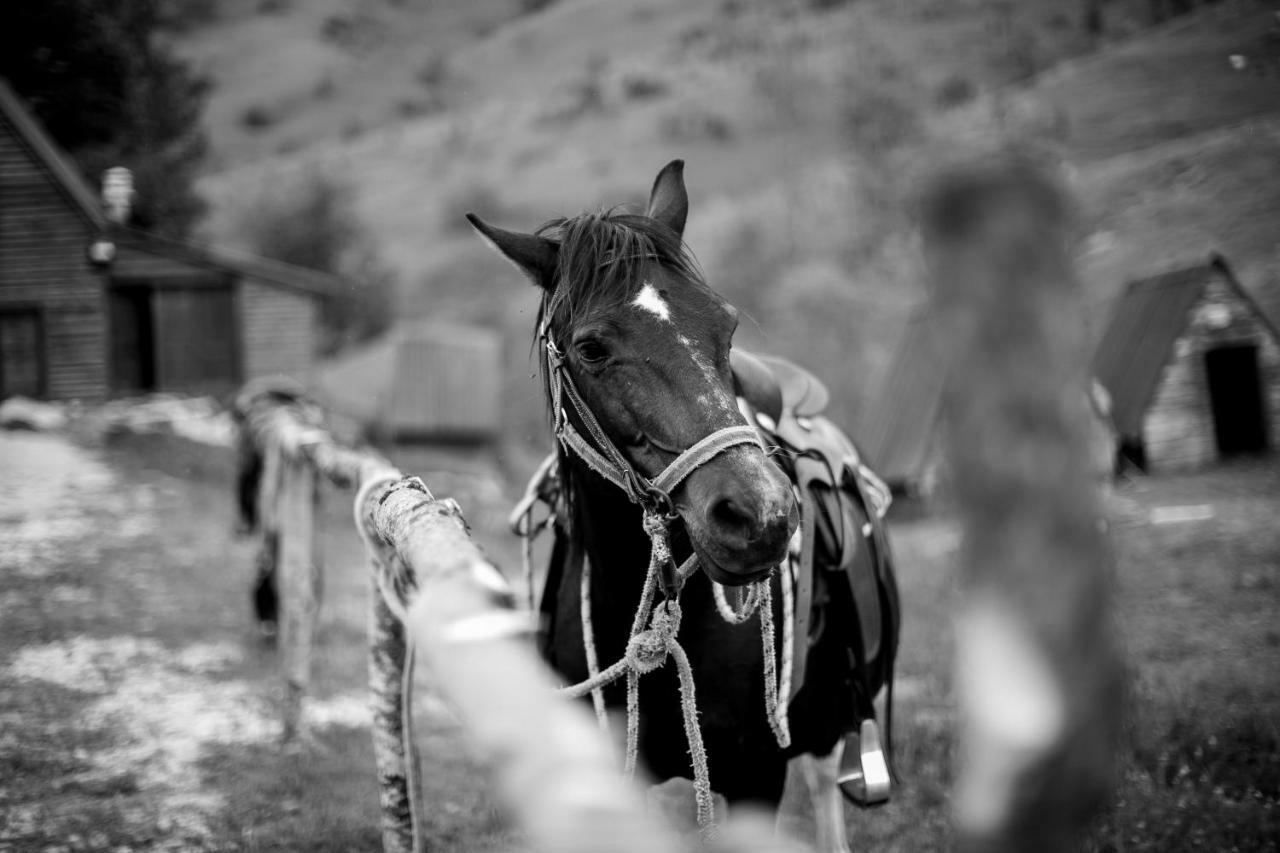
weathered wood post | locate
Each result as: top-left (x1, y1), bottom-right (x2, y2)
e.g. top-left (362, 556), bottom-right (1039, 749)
top-left (921, 156), bottom-right (1123, 852)
top-left (277, 445), bottom-right (321, 743)
top-left (358, 469), bottom-right (424, 853)
top-left (357, 476), bottom-right (694, 853)
top-left (236, 382), bottom-right (326, 744)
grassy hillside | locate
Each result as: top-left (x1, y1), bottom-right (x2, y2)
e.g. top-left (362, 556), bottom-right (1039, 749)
top-left (178, 0), bottom-right (1279, 454)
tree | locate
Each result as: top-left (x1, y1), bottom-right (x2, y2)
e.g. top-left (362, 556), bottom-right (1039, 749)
top-left (237, 169), bottom-right (396, 355)
top-left (0, 0), bottom-right (210, 238)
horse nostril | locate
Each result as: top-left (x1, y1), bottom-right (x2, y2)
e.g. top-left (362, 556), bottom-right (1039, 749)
top-left (708, 496), bottom-right (757, 542)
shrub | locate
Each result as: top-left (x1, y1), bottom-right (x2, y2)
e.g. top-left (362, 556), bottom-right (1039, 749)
top-left (519, 0), bottom-right (558, 14)
top-left (934, 74), bottom-right (977, 109)
top-left (158, 0), bottom-right (219, 31)
top-left (658, 104), bottom-right (734, 143)
top-left (236, 170), bottom-right (396, 355)
top-left (240, 104), bottom-right (276, 130)
top-left (416, 54), bottom-right (449, 89)
top-left (621, 73), bottom-right (668, 101)
top-left (314, 75), bottom-right (336, 100)
top-left (842, 89), bottom-right (919, 154)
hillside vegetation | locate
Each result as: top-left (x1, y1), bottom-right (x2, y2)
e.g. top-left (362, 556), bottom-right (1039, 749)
top-left (179, 0), bottom-right (1279, 452)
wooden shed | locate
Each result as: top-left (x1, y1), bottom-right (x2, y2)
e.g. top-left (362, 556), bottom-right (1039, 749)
top-left (316, 322), bottom-right (502, 444)
top-left (0, 79), bottom-right (337, 401)
top-left (862, 254), bottom-right (1277, 491)
top-left (1093, 255), bottom-right (1280, 473)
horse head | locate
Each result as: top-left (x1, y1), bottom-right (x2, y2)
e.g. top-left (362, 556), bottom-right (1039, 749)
top-left (467, 160), bottom-right (798, 586)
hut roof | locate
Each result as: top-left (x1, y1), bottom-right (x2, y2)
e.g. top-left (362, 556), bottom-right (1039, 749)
top-left (859, 310), bottom-right (946, 487)
top-left (0, 77), bottom-right (338, 299)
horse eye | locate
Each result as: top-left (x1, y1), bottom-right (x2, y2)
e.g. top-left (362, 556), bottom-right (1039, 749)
top-left (576, 339), bottom-right (609, 364)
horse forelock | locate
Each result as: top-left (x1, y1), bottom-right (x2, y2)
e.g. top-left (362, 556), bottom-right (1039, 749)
top-left (534, 208), bottom-right (703, 348)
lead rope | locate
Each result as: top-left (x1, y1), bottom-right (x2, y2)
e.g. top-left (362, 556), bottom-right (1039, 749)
top-left (579, 553), bottom-right (609, 728)
top-left (561, 512), bottom-right (717, 836)
top-left (710, 568), bottom-right (794, 749)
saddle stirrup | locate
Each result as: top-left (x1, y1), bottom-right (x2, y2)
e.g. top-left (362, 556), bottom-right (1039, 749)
top-left (837, 718), bottom-right (891, 807)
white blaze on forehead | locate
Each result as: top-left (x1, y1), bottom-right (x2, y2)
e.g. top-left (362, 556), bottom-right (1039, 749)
top-left (678, 333), bottom-right (737, 415)
top-left (632, 282), bottom-right (672, 321)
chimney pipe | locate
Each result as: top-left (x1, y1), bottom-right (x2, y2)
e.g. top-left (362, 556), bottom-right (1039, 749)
top-left (102, 167), bottom-right (134, 225)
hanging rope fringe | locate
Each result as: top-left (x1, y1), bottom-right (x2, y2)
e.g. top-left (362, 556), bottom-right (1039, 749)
top-left (555, 504), bottom-right (796, 836)
top-left (710, 576), bottom-right (792, 749)
top-left (580, 555), bottom-right (609, 729)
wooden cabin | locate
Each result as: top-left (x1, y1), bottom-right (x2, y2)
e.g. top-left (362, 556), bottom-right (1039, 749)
top-left (0, 79), bottom-right (337, 401)
top-left (861, 254), bottom-right (1276, 492)
top-left (1093, 255), bottom-right (1280, 473)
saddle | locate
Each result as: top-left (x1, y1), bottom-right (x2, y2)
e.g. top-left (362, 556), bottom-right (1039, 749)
top-left (730, 350), bottom-right (829, 424)
top-left (733, 349), bottom-right (901, 806)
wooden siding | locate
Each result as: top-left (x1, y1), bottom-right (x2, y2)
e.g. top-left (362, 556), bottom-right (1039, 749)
top-left (1143, 276), bottom-right (1280, 472)
top-left (383, 328), bottom-right (502, 441)
top-left (0, 112), bottom-right (106, 400)
top-left (239, 279), bottom-right (317, 382)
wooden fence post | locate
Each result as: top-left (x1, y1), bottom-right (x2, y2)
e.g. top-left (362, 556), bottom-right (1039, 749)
top-left (278, 452), bottom-right (320, 743)
top-left (921, 156), bottom-right (1123, 852)
top-left (368, 576), bottom-right (421, 853)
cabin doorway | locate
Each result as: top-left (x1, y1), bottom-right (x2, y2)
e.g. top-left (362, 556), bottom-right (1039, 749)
top-left (109, 286), bottom-right (157, 394)
top-left (1204, 344), bottom-right (1269, 457)
top-left (0, 308), bottom-right (44, 398)
top-left (108, 281), bottom-right (240, 396)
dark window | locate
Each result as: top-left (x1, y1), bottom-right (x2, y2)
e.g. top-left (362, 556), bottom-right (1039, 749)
top-left (109, 281), bottom-right (240, 396)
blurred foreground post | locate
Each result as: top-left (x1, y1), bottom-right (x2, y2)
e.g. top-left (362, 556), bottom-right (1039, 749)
top-left (921, 157), bottom-right (1123, 851)
top-left (357, 477), bottom-right (690, 853)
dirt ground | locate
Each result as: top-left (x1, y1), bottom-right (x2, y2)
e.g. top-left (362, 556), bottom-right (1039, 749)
top-left (1, 429), bottom-right (1277, 851)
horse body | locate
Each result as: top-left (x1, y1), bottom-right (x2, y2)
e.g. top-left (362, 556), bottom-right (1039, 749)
top-left (470, 160), bottom-right (894, 850)
top-left (541, 435), bottom-right (877, 796)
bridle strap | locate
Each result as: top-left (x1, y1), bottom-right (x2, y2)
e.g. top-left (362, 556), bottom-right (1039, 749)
top-left (544, 335), bottom-right (763, 513)
top-left (652, 425), bottom-right (762, 495)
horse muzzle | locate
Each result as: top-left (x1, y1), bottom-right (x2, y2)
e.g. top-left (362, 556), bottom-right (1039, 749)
top-left (679, 448), bottom-right (798, 585)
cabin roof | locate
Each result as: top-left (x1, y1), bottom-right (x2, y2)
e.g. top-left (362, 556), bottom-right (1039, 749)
top-left (0, 78), bottom-right (108, 230)
top-left (0, 77), bottom-right (339, 299)
top-left (858, 309), bottom-right (946, 486)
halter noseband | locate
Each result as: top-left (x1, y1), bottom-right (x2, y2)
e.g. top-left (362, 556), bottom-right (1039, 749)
top-left (542, 325), bottom-right (763, 520)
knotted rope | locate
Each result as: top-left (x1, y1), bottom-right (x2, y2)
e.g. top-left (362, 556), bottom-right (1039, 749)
top-left (560, 512), bottom-right (717, 834)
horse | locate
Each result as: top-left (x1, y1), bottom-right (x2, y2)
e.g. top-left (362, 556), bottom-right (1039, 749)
top-left (468, 160), bottom-right (897, 853)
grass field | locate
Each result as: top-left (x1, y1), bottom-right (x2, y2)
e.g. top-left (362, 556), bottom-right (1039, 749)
top-left (1, 427), bottom-right (1276, 851)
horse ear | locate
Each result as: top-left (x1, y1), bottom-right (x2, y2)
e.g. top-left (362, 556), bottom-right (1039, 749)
top-left (466, 213), bottom-right (559, 289)
top-left (645, 159), bottom-right (688, 239)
